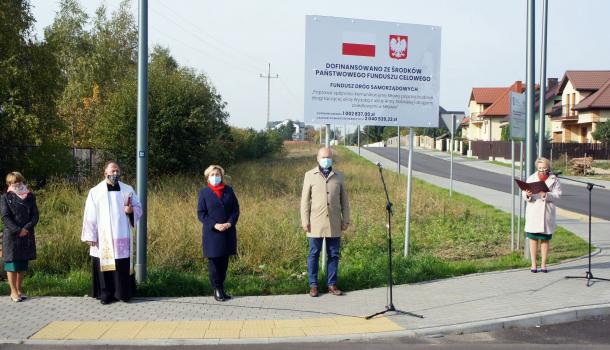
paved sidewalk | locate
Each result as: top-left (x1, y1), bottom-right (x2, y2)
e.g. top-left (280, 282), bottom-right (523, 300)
top-left (1, 146), bottom-right (610, 345)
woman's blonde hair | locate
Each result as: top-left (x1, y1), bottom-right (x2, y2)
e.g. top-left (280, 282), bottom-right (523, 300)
top-left (535, 157), bottom-right (551, 170)
top-left (6, 171), bottom-right (25, 186)
top-left (204, 165), bottom-right (225, 179)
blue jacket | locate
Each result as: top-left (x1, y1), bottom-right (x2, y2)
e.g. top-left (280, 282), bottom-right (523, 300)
top-left (197, 185), bottom-right (239, 258)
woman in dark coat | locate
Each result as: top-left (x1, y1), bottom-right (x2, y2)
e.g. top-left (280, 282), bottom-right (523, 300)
top-left (197, 165), bottom-right (239, 302)
top-left (1, 172), bottom-right (38, 302)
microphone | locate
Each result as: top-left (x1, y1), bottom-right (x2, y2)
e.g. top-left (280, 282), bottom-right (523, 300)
top-left (376, 162), bottom-right (383, 169)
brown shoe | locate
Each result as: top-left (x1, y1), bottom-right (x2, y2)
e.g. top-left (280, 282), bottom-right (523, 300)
top-left (328, 285), bottom-right (342, 296)
top-left (309, 285), bottom-right (319, 297)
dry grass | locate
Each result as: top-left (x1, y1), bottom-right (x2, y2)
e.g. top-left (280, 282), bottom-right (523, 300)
top-left (2, 142), bottom-right (588, 296)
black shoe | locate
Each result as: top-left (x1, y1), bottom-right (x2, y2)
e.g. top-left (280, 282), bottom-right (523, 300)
top-left (100, 299), bottom-right (113, 305)
top-left (213, 288), bottom-right (225, 302)
top-left (220, 289), bottom-right (232, 300)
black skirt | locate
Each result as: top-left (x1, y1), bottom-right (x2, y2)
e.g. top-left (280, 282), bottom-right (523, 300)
top-left (91, 257), bottom-right (136, 302)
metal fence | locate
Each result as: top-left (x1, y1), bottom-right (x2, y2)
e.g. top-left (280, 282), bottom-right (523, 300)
top-left (0, 146), bottom-right (100, 182)
top-left (470, 141), bottom-right (610, 161)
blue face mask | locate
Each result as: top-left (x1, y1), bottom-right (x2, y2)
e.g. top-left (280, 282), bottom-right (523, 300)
top-left (209, 175), bottom-right (222, 186)
top-left (319, 158), bottom-right (333, 169)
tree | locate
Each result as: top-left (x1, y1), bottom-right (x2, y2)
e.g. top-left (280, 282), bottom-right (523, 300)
top-left (382, 126), bottom-right (397, 140)
top-left (0, 0), bottom-right (68, 180)
top-left (95, 46), bottom-right (234, 175)
top-left (276, 120), bottom-right (296, 140)
top-left (362, 126), bottom-right (384, 143)
top-left (592, 120), bottom-right (610, 144)
top-left (501, 125), bottom-right (510, 141)
top-left (45, 0), bottom-right (136, 149)
top-left (414, 126), bottom-right (448, 138)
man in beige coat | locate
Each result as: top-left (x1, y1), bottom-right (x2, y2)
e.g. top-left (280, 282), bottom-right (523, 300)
top-left (301, 147), bottom-right (350, 297)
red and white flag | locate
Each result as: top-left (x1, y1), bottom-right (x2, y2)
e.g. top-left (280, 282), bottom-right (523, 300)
top-left (342, 32), bottom-right (376, 57)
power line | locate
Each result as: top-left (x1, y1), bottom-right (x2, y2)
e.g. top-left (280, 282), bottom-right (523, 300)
top-left (149, 7), bottom-right (264, 74)
top-left (149, 25), bottom-right (260, 75)
top-left (154, 1), bottom-right (269, 69)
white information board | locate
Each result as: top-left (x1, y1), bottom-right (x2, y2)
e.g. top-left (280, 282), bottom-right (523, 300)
top-left (509, 92), bottom-right (526, 140)
top-left (304, 15), bottom-right (441, 127)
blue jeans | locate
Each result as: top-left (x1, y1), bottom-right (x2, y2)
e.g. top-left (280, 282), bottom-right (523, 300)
top-left (307, 237), bottom-right (341, 287)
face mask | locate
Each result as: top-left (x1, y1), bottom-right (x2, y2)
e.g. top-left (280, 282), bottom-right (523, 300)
top-left (107, 174), bottom-right (120, 185)
top-left (11, 183), bottom-right (25, 192)
top-left (319, 158), bottom-right (333, 169)
top-left (209, 175), bottom-right (222, 186)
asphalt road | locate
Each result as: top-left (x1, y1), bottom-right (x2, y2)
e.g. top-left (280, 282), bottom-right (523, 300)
top-left (367, 147), bottom-right (610, 221)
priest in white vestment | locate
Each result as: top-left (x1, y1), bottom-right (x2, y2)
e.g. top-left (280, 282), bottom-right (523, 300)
top-left (81, 161), bottom-right (142, 304)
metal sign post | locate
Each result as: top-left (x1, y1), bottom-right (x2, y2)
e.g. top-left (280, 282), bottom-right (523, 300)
top-left (397, 126), bottom-right (401, 174)
top-left (510, 92), bottom-right (526, 252)
top-left (404, 128), bottom-right (414, 256)
top-left (518, 142), bottom-right (524, 249)
top-left (449, 115), bottom-right (455, 196)
top-left (358, 124), bottom-right (360, 155)
top-left (511, 140), bottom-right (515, 251)
top-left (440, 112), bottom-right (463, 197)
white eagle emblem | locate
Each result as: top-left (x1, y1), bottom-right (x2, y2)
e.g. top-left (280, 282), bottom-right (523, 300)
top-left (389, 35), bottom-right (408, 59)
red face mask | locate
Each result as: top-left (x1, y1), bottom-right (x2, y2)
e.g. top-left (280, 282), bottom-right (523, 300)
top-left (538, 171), bottom-right (549, 181)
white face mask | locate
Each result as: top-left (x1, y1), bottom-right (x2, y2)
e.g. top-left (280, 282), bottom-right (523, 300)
top-left (209, 175), bottom-right (222, 186)
top-left (319, 158), bottom-right (333, 169)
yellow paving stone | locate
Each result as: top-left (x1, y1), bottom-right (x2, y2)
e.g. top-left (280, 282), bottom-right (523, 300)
top-left (169, 321), bottom-right (209, 339)
top-left (367, 317), bottom-right (403, 330)
top-left (100, 321), bottom-right (147, 340)
top-left (239, 327), bottom-right (274, 338)
top-left (271, 327), bottom-right (306, 338)
top-left (557, 208), bottom-right (603, 223)
top-left (208, 320), bottom-right (244, 329)
top-left (301, 326), bottom-right (345, 336)
top-left (65, 321), bottom-right (114, 340)
top-left (134, 321), bottom-right (178, 339)
top-left (30, 321), bottom-right (82, 340)
top-left (242, 319), bottom-right (275, 329)
top-left (331, 316), bottom-right (369, 325)
top-left (203, 328), bottom-right (241, 339)
top-left (301, 317), bottom-right (339, 328)
top-left (274, 319), bottom-right (306, 328)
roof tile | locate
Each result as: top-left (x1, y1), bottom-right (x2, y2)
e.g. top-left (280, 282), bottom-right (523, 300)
top-left (574, 78), bottom-right (610, 110)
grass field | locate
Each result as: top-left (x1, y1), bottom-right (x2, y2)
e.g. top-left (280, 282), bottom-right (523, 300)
top-left (0, 143), bottom-right (589, 297)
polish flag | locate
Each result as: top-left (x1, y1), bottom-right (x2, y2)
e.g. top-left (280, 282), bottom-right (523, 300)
top-left (342, 32), bottom-right (376, 57)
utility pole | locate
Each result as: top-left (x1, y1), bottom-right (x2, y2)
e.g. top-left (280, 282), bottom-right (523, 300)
top-left (538, 0), bottom-right (549, 158)
top-left (524, 0), bottom-right (536, 259)
top-left (260, 63), bottom-right (278, 130)
top-left (136, 0), bottom-right (148, 283)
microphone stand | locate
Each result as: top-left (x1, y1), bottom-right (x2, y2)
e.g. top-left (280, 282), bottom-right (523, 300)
top-left (366, 163), bottom-right (423, 320)
top-left (559, 174), bottom-right (609, 287)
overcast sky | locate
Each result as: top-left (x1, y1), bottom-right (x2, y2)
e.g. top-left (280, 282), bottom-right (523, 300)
top-left (29, 0), bottom-right (610, 130)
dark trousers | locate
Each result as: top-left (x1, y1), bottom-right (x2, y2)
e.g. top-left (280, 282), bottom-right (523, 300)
top-left (91, 257), bottom-right (136, 302)
top-left (208, 256), bottom-right (230, 289)
top-left (307, 237), bottom-right (341, 287)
